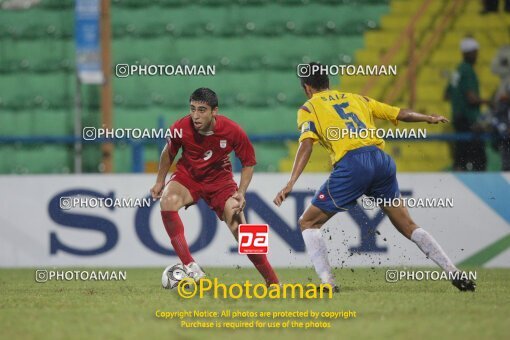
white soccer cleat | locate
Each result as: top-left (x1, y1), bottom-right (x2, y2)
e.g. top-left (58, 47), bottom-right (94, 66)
top-left (185, 262), bottom-right (206, 282)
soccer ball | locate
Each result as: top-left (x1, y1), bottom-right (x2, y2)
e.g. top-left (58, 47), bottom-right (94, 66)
top-left (161, 263), bottom-right (191, 289)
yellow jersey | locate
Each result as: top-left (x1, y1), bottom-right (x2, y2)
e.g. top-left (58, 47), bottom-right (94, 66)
top-left (297, 89), bottom-right (400, 165)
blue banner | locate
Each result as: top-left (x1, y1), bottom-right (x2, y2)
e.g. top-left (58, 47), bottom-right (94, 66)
top-left (75, 0), bottom-right (103, 84)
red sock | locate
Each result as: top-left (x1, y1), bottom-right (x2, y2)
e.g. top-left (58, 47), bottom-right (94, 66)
top-left (161, 211), bottom-right (194, 265)
top-left (247, 254), bottom-right (279, 285)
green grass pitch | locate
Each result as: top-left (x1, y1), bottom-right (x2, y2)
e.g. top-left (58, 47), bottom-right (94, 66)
top-left (1, 267), bottom-right (509, 340)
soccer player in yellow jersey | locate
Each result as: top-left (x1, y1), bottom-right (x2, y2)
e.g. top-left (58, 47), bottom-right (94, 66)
top-left (273, 62), bottom-right (475, 292)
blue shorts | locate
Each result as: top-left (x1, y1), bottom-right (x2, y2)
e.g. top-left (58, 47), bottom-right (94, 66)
top-left (311, 146), bottom-right (400, 213)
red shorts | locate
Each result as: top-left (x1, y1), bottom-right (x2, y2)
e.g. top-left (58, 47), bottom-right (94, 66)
top-left (168, 169), bottom-right (238, 220)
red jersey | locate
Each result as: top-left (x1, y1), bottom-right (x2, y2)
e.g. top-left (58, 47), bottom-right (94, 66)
top-left (167, 115), bottom-right (256, 183)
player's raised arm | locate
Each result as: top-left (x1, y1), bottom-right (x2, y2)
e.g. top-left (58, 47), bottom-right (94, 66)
top-left (363, 95), bottom-right (449, 125)
top-left (273, 137), bottom-right (314, 207)
top-left (396, 108), bottom-right (449, 124)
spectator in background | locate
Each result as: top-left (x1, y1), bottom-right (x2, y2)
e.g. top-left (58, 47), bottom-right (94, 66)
top-left (445, 37), bottom-right (489, 171)
top-left (481, 0), bottom-right (510, 13)
top-left (491, 45), bottom-right (510, 170)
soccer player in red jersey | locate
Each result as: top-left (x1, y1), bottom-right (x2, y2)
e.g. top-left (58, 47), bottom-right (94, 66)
top-left (150, 88), bottom-right (279, 286)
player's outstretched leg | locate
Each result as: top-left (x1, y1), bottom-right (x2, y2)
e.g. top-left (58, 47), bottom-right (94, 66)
top-left (223, 197), bottom-right (279, 286)
top-left (160, 181), bottom-right (204, 277)
top-left (299, 204), bottom-right (339, 292)
top-left (382, 204), bottom-right (476, 292)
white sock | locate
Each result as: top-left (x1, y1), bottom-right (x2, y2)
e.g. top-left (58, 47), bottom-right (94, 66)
top-left (302, 229), bottom-right (335, 285)
top-left (411, 228), bottom-right (458, 273)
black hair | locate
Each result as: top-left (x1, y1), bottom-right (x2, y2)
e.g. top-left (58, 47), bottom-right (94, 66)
top-left (189, 87), bottom-right (218, 108)
top-left (299, 62), bottom-right (330, 90)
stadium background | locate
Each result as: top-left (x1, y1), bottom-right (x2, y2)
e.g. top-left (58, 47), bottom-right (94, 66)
top-left (0, 0), bottom-right (507, 174)
top-left (1, 1), bottom-right (509, 339)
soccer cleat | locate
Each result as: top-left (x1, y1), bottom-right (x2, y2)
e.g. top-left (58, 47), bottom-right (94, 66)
top-left (317, 283), bottom-right (340, 294)
top-left (452, 278), bottom-right (476, 292)
top-left (185, 262), bottom-right (206, 282)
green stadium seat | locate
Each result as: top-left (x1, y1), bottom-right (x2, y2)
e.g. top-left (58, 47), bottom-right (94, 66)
top-left (223, 107), bottom-right (297, 135)
top-left (0, 8), bottom-right (73, 39)
top-left (32, 110), bottom-right (72, 135)
top-left (0, 111), bottom-right (32, 135)
top-left (0, 40), bottom-right (73, 74)
top-left (114, 76), bottom-right (153, 108)
top-left (14, 74), bottom-right (74, 109)
top-left (11, 145), bottom-right (70, 173)
top-left (0, 146), bottom-right (16, 173)
top-left (276, 0), bottom-right (308, 5)
top-left (115, 108), bottom-right (170, 130)
top-left (158, 0), bottom-right (193, 7)
top-left (114, 142), bottom-right (132, 173)
top-left (39, 0), bottom-right (74, 10)
top-left (0, 109), bottom-right (71, 137)
top-left (110, 3), bottom-right (386, 39)
top-left (113, 0), bottom-right (156, 8)
top-left (113, 38), bottom-right (181, 65)
top-left (197, 0), bottom-right (238, 7)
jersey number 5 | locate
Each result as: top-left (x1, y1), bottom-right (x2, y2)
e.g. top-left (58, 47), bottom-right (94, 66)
top-left (333, 103), bottom-right (366, 131)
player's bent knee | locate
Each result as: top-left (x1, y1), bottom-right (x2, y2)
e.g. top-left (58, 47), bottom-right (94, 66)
top-left (222, 198), bottom-right (237, 217)
top-left (298, 215), bottom-right (320, 231)
top-left (160, 193), bottom-right (184, 211)
top-left (224, 197), bottom-right (237, 210)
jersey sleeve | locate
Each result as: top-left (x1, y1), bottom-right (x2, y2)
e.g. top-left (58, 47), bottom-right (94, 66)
top-left (166, 120), bottom-right (182, 160)
top-left (233, 124), bottom-right (257, 167)
top-left (361, 95), bottom-right (400, 126)
top-left (297, 104), bottom-right (320, 143)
